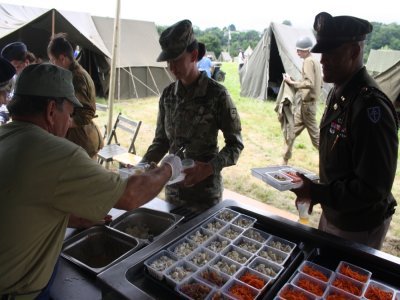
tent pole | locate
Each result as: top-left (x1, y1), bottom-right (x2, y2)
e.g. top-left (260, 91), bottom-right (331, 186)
top-left (105, 0), bottom-right (121, 169)
top-left (51, 10), bottom-right (55, 37)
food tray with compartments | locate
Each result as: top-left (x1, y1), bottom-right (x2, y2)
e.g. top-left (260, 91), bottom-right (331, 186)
top-left (251, 165), bottom-right (319, 191)
top-left (98, 201), bottom-right (400, 300)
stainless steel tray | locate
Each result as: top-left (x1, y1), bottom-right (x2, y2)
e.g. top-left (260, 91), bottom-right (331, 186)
top-left (109, 207), bottom-right (184, 243)
top-left (61, 225), bottom-right (141, 274)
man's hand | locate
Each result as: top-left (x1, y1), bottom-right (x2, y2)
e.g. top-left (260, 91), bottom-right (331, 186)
top-left (291, 173), bottom-right (313, 214)
top-left (283, 73), bottom-right (294, 85)
top-left (182, 161), bottom-right (213, 187)
top-left (161, 154), bottom-right (183, 181)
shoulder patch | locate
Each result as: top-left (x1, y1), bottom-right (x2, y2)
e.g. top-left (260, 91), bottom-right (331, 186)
top-left (367, 106), bottom-right (381, 123)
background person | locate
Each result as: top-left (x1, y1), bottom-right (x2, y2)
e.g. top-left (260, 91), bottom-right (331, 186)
top-left (141, 19), bottom-right (244, 212)
top-left (47, 33), bottom-right (103, 159)
top-left (291, 12), bottom-right (398, 250)
top-left (282, 36), bottom-right (322, 165)
top-left (238, 48), bottom-right (245, 70)
top-left (0, 56), bottom-right (16, 125)
top-left (0, 63), bottom-right (182, 298)
top-left (197, 43), bottom-right (214, 78)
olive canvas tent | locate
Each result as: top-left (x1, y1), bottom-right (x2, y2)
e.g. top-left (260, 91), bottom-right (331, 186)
top-left (239, 22), bottom-right (330, 101)
top-left (366, 49), bottom-right (400, 104)
top-left (0, 3), bottom-right (173, 100)
top-left (92, 16), bottom-right (173, 100)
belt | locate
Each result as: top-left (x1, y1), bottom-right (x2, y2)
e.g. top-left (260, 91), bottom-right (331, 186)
top-left (1, 291), bottom-right (41, 300)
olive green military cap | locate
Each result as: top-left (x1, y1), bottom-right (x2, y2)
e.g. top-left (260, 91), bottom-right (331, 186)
top-left (311, 12), bottom-right (372, 53)
top-left (14, 63), bottom-right (82, 107)
top-left (157, 19), bottom-right (195, 62)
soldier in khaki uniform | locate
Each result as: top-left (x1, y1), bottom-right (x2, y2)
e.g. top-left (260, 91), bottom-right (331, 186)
top-left (48, 33), bottom-right (103, 159)
top-left (283, 36), bottom-right (322, 165)
top-left (291, 12), bottom-right (398, 250)
top-left (142, 20), bottom-right (244, 211)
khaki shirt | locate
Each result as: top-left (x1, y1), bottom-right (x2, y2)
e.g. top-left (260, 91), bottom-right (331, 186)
top-left (0, 121), bottom-right (126, 294)
top-left (293, 55), bottom-right (322, 102)
top-left (66, 61), bottom-right (103, 157)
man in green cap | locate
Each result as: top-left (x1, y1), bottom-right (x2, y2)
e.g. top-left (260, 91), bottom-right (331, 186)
top-left (142, 19), bottom-right (244, 212)
top-left (0, 63), bottom-right (182, 298)
top-left (291, 12), bottom-right (398, 250)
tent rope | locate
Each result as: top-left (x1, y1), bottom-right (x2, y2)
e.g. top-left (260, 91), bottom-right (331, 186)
top-left (121, 67), bottom-right (159, 96)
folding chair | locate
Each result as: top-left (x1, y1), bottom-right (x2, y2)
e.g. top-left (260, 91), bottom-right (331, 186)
top-left (97, 112), bottom-right (142, 166)
top-left (95, 103), bottom-right (108, 139)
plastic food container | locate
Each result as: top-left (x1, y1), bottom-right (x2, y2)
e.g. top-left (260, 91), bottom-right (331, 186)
top-left (363, 280), bottom-right (395, 300)
top-left (233, 236), bottom-right (263, 254)
top-left (221, 244), bottom-right (253, 265)
top-left (215, 208), bottom-right (239, 222)
top-left (186, 228), bottom-right (213, 246)
top-left (248, 256), bottom-right (283, 280)
top-left (164, 260), bottom-right (198, 287)
top-left (206, 290), bottom-right (235, 300)
top-left (324, 285), bottom-right (360, 300)
top-left (336, 261), bottom-right (372, 283)
top-left (231, 214), bottom-right (257, 229)
top-left (209, 254), bottom-right (241, 276)
top-left (176, 277), bottom-right (213, 300)
top-left (223, 278), bottom-right (260, 300)
top-left (266, 235), bottom-right (296, 254)
top-left (331, 273), bottom-right (366, 297)
top-left (235, 266), bottom-right (271, 291)
top-left (195, 266), bottom-right (230, 288)
top-left (257, 245), bottom-right (289, 266)
top-left (143, 250), bottom-right (178, 280)
top-left (186, 247), bottom-right (216, 268)
top-left (203, 234), bottom-right (231, 254)
top-left (242, 228), bottom-right (270, 244)
top-left (278, 283), bottom-right (318, 300)
top-left (202, 217), bottom-right (227, 233)
top-left (219, 224), bottom-right (244, 241)
top-left (291, 272), bottom-right (328, 297)
top-left (167, 238), bottom-right (198, 259)
top-left (298, 260), bottom-right (333, 283)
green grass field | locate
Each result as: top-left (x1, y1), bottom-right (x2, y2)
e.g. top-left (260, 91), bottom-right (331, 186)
top-left (96, 62), bottom-right (400, 256)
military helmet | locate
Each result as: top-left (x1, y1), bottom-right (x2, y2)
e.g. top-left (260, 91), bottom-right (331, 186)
top-left (296, 36), bottom-right (313, 51)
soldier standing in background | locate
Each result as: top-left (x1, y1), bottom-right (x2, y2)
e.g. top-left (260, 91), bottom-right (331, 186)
top-left (142, 19), bottom-right (244, 212)
top-left (47, 33), bottom-right (103, 159)
top-left (282, 36), bottom-right (322, 165)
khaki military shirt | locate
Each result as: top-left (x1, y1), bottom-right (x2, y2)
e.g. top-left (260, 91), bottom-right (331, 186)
top-left (0, 121), bottom-right (127, 294)
top-left (143, 72), bottom-right (243, 207)
top-left (293, 55), bottom-right (322, 102)
top-left (66, 61), bottom-right (103, 157)
top-left (310, 68), bottom-right (398, 231)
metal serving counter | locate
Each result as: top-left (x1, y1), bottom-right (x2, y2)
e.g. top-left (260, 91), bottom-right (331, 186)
top-left (51, 199), bottom-right (400, 299)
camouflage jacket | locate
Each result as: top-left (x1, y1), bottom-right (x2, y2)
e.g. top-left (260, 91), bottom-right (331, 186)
top-left (142, 72), bottom-right (244, 206)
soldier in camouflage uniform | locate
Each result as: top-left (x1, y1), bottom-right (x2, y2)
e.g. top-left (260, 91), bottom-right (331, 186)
top-left (291, 12), bottom-right (398, 250)
top-left (142, 20), bottom-right (244, 211)
top-left (48, 33), bottom-right (103, 159)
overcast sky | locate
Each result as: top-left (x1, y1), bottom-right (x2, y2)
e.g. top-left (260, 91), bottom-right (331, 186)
top-left (7, 0), bottom-right (400, 32)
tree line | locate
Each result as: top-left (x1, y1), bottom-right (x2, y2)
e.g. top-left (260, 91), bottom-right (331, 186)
top-left (157, 22), bottom-right (400, 61)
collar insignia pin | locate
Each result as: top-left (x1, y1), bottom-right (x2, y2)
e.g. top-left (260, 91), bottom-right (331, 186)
top-left (341, 96), bottom-right (345, 101)
top-left (333, 103), bottom-right (338, 110)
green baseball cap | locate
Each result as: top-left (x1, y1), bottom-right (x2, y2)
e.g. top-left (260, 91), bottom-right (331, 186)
top-left (157, 19), bottom-right (195, 62)
top-left (14, 63), bottom-right (82, 107)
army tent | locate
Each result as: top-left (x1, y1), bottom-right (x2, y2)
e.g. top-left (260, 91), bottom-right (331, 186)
top-left (218, 51), bottom-right (232, 62)
top-left (239, 22), bottom-right (329, 101)
top-left (366, 49), bottom-right (400, 103)
top-left (0, 3), bottom-right (112, 97)
top-left (92, 16), bottom-right (173, 100)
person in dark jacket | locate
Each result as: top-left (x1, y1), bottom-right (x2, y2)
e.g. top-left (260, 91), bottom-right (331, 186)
top-left (291, 12), bottom-right (398, 250)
